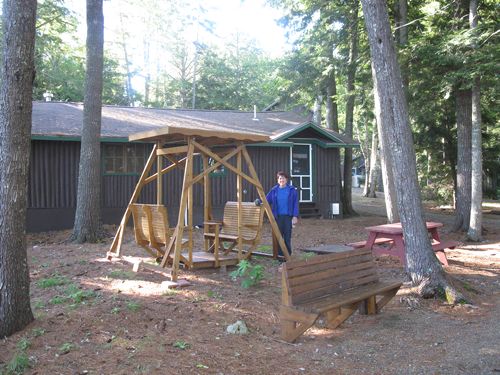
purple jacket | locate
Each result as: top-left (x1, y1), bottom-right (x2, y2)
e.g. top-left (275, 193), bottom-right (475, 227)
top-left (266, 184), bottom-right (299, 218)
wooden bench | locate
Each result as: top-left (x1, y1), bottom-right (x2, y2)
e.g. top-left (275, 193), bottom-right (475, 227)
top-left (431, 240), bottom-right (461, 266)
top-left (347, 237), bottom-right (394, 249)
top-left (280, 248), bottom-right (402, 343)
top-left (130, 204), bottom-right (188, 261)
top-left (204, 201), bottom-right (264, 265)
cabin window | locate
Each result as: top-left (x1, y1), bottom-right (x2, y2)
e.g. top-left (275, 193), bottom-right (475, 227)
top-left (196, 155), bottom-right (227, 177)
top-left (103, 143), bottom-right (148, 175)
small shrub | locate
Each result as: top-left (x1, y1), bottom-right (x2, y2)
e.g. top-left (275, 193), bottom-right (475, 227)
top-left (49, 296), bottom-right (66, 305)
top-left (31, 328), bottom-right (46, 337)
top-left (300, 252), bottom-right (316, 260)
top-left (111, 307), bottom-right (120, 314)
top-left (230, 260), bottom-right (265, 288)
top-left (5, 352), bottom-right (29, 375)
top-left (126, 301), bottom-right (141, 312)
top-left (173, 340), bottom-right (189, 350)
top-left (16, 338), bottom-right (31, 351)
top-left (108, 270), bottom-right (136, 280)
top-left (58, 342), bottom-right (75, 354)
top-left (37, 275), bottom-right (68, 288)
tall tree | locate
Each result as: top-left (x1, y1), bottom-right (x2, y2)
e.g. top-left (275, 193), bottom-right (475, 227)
top-left (71, 0), bottom-right (104, 243)
top-left (0, 0), bottom-right (37, 337)
top-left (467, 0), bottom-right (482, 241)
top-left (453, 88), bottom-right (472, 231)
top-left (342, 0), bottom-right (360, 216)
top-left (360, 0), bottom-right (463, 302)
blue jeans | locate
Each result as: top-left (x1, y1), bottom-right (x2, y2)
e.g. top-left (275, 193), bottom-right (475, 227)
top-left (276, 215), bottom-right (292, 258)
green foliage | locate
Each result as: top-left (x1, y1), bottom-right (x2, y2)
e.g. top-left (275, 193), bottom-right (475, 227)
top-left (111, 307), bottom-right (121, 314)
top-left (3, 352), bottom-right (29, 375)
top-left (31, 328), bottom-right (46, 337)
top-left (58, 342), bottom-right (75, 354)
top-left (16, 338), bottom-right (31, 352)
top-left (172, 340), bottom-right (190, 350)
top-left (37, 275), bottom-right (68, 288)
top-left (108, 270), bottom-right (136, 280)
top-left (126, 301), bottom-right (141, 312)
top-left (300, 252), bottom-right (316, 260)
top-left (49, 296), bottom-right (66, 305)
top-left (230, 260), bottom-right (265, 288)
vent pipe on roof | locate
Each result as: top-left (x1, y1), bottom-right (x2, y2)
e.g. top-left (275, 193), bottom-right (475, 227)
top-left (252, 105), bottom-right (259, 121)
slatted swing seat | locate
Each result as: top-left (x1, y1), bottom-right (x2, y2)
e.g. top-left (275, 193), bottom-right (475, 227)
top-left (204, 201), bottom-right (265, 265)
top-left (130, 203), bottom-right (188, 262)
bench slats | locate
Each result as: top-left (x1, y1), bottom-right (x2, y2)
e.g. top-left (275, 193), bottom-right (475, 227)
top-left (285, 248), bottom-right (372, 271)
top-left (286, 253), bottom-right (374, 278)
top-left (302, 280), bottom-right (403, 313)
top-left (280, 248), bottom-right (402, 342)
top-left (291, 272), bottom-right (380, 306)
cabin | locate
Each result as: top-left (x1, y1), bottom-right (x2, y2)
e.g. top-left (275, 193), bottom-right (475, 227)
top-left (28, 101), bottom-right (358, 232)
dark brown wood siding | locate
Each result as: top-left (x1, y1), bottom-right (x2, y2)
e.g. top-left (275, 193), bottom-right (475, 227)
top-left (27, 140), bottom-right (341, 231)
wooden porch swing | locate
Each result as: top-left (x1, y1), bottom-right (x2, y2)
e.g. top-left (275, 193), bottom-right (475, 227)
top-left (106, 126), bottom-right (290, 281)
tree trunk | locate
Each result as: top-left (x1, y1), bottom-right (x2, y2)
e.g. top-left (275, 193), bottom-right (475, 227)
top-left (313, 93), bottom-right (323, 125)
top-left (361, 0), bottom-right (464, 303)
top-left (453, 88), bottom-right (472, 232)
top-left (342, 0), bottom-right (359, 216)
top-left (0, 0), bottom-right (37, 337)
top-left (72, 0), bottom-right (104, 243)
top-left (119, 12), bottom-right (134, 106)
top-left (467, 0), bottom-right (482, 241)
top-left (366, 131), bottom-right (379, 198)
top-left (395, 0), bottom-right (408, 96)
top-left (361, 122), bottom-right (370, 196)
top-left (325, 67), bottom-right (339, 132)
top-left (376, 116), bottom-right (399, 222)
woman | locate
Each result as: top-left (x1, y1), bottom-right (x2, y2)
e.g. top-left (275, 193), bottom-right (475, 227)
top-left (266, 171), bottom-right (299, 258)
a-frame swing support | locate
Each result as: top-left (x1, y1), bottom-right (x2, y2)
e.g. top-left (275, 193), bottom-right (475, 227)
top-left (107, 136), bottom-right (290, 281)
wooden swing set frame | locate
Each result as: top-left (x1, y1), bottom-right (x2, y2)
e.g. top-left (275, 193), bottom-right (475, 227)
top-left (107, 126), bottom-right (290, 281)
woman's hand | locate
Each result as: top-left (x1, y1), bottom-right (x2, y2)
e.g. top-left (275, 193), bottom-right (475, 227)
top-left (292, 216), bottom-right (298, 226)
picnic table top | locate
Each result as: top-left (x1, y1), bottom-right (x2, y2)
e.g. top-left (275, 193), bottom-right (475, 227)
top-left (364, 221), bottom-right (443, 235)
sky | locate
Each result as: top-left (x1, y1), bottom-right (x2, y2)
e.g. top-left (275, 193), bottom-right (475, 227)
top-left (66, 0), bottom-right (291, 58)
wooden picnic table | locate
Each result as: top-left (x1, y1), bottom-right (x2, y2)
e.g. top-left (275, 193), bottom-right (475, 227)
top-left (362, 222), bottom-right (444, 266)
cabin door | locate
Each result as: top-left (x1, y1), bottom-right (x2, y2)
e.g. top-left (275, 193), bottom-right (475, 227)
top-left (290, 144), bottom-right (312, 202)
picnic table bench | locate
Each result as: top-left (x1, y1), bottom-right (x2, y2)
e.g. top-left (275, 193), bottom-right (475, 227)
top-left (280, 248), bottom-right (402, 343)
top-left (357, 222), bottom-right (461, 267)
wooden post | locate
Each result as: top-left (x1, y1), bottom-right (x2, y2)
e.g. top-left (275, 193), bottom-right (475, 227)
top-left (203, 154), bottom-right (211, 252)
top-left (157, 141), bottom-right (163, 205)
top-left (241, 146), bottom-right (290, 260)
top-left (236, 148), bottom-right (243, 258)
top-left (108, 144), bottom-right (158, 258)
top-left (171, 137), bottom-right (195, 281)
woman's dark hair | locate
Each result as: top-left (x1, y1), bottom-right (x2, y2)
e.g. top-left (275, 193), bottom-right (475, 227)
top-left (276, 171), bottom-right (289, 180)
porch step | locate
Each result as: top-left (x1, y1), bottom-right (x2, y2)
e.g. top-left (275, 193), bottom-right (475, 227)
top-left (299, 203), bottom-right (322, 219)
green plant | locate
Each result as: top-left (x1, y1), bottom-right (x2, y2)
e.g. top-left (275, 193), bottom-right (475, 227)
top-left (173, 340), bottom-right (189, 350)
top-left (58, 342), bottom-right (75, 354)
top-left (300, 252), bottom-right (316, 260)
top-left (111, 307), bottom-right (121, 314)
top-left (31, 328), bottom-right (46, 337)
top-left (126, 301), bottom-right (141, 312)
top-left (65, 285), bottom-right (96, 304)
top-left (16, 338), bottom-right (31, 351)
top-left (195, 364), bottom-right (209, 369)
top-left (49, 295), bottom-right (66, 305)
top-left (32, 300), bottom-right (45, 310)
top-left (108, 270), bottom-right (136, 280)
top-left (230, 260), bottom-right (265, 288)
top-left (5, 352), bottom-right (29, 375)
top-left (37, 275), bottom-right (68, 288)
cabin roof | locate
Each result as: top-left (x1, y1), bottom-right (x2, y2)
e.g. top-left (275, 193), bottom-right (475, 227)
top-left (31, 102), bottom-right (358, 147)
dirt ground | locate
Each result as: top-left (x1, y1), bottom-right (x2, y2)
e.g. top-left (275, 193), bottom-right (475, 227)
top-left (1, 192), bottom-right (499, 375)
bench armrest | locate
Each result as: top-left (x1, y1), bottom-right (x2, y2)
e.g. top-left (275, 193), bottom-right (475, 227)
top-left (204, 221), bottom-right (222, 226)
